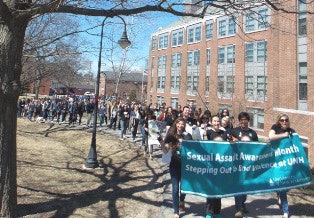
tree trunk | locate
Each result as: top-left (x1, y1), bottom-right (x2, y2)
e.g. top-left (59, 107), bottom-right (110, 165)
top-left (0, 19), bottom-right (28, 217)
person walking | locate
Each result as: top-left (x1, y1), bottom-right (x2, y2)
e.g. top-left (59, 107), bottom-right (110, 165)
top-left (204, 115), bottom-right (225, 218)
top-left (160, 117), bottom-right (192, 218)
top-left (119, 104), bottom-right (130, 140)
top-left (85, 99), bottom-right (95, 128)
top-left (268, 113), bottom-right (295, 218)
top-left (131, 103), bottom-right (141, 141)
top-left (230, 112), bottom-right (258, 218)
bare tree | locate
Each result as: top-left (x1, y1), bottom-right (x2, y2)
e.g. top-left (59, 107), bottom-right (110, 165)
top-left (0, 0), bottom-right (311, 216)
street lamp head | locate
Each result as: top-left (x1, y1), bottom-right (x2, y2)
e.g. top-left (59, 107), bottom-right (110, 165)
top-left (117, 30), bottom-right (131, 49)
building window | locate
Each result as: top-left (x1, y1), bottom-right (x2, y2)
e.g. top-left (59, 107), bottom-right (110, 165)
top-left (217, 16), bottom-right (237, 38)
top-left (187, 76), bottom-right (199, 93)
top-left (227, 45), bottom-right (235, 63)
top-left (299, 62), bottom-right (307, 100)
top-left (193, 76), bottom-right (199, 92)
top-left (187, 23), bottom-right (202, 43)
top-left (157, 76), bottom-right (166, 89)
top-left (245, 13), bottom-right (255, 32)
top-left (187, 50), bottom-right (200, 66)
top-left (217, 76), bottom-right (225, 93)
top-left (299, 0), bottom-right (307, 11)
top-left (171, 98), bottom-right (179, 109)
top-left (170, 75), bottom-right (180, 92)
top-left (228, 17), bottom-right (236, 35)
top-left (172, 28), bottom-right (184, 47)
top-left (246, 40), bottom-right (267, 63)
top-left (247, 108), bottom-right (264, 129)
top-left (245, 76), bottom-right (254, 95)
top-left (157, 96), bottom-right (164, 105)
top-left (206, 48), bottom-right (211, 65)
top-left (226, 76), bottom-right (234, 93)
top-left (218, 19), bottom-right (226, 37)
top-left (205, 76), bottom-right (210, 93)
top-left (257, 76), bottom-right (267, 96)
top-left (187, 76), bottom-right (192, 91)
top-left (298, 13), bottom-right (307, 36)
top-left (151, 36), bottom-right (156, 51)
top-left (171, 53), bottom-right (182, 68)
top-left (244, 7), bottom-right (270, 33)
top-left (257, 41), bottom-right (267, 62)
top-left (245, 75), bottom-right (267, 99)
top-left (218, 45), bottom-right (235, 64)
top-left (245, 43), bottom-right (254, 62)
top-left (158, 55), bottom-right (166, 69)
top-left (258, 8), bottom-right (269, 29)
top-left (205, 20), bottom-right (213, 39)
top-left (218, 47), bottom-right (225, 64)
top-left (158, 33), bottom-right (168, 49)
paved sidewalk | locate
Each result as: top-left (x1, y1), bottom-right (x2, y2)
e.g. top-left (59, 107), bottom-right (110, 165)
top-left (101, 126), bottom-right (313, 218)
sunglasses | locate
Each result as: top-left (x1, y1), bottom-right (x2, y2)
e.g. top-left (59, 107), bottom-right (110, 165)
top-left (280, 119), bottom-right (289, 122)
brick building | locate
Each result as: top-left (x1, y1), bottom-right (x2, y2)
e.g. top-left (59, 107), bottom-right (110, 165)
top-left (99, 71), bottom-right (147, 102)
top-left (147, 1), bottom-right (314, 166)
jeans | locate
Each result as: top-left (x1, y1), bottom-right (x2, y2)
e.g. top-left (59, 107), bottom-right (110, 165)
top-left (235, 194), bottom-right (247, 211)
top-left (170, 164), bottom-right (185, 214)
top-left (132, 119), bottom-right (139, 140)
top-left (120, 119), bottom-right (127, 138)
top-left (140, 124), bottom-right (147, 145)
top-left (109, 116), bottom-right (117, 129)
top-left (278, 191), bottom-right (289, 214)
top-left (99, 114), bottom-right (104, 126)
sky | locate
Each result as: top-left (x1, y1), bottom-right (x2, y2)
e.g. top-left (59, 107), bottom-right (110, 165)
top-left (79, 12), bottom-right (179, 75)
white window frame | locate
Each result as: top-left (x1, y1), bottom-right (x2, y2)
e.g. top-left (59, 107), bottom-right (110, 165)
top-left (217, 16), bottom-right (237, 38)
top-left (205, 20), bottom-right (213, 40)
top-left (243, 7), bottom-right (270, 33)
top-left (157, 55), bottom-right (167, 69)
top-left (245, 41), bottom-right (267, 63)
top-left (172, 28), bottom-right (184, 47)
top-left (187, 23), bottom-right (202, 44)
top-left (158, 33), bottom-right (169, 49)
top-left (171, 53), bottom-right (182, 68)
top-left (187, 50), bottom-right (200, 66)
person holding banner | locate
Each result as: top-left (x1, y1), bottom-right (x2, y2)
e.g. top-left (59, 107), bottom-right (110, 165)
top-left (230, 112), bottom-right (258, 218)
top-left (205, 115), bottom-right (225, 218)
top-left (268, 113), bottom-right (295, 218)
top-left (159, 117), bottom-right (192, 218)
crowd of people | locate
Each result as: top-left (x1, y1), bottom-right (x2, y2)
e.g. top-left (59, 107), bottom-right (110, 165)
top-left (17, 96), bottom-right (294, 218)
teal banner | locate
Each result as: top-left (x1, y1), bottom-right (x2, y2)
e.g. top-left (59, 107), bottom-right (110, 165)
top-left (181, 134), bottom-right (312, 198)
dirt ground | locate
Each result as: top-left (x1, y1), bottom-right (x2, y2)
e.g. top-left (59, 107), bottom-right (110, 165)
top-left (16, 118), bottom-right (165, 217)
top-left (16, 118), bottom-right (314, 218)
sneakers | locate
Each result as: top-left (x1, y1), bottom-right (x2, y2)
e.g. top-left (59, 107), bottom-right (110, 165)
top-left (234, 210), bottom-right (243, 218)
top-left (205, 215), bottom-right (213, 218)
top-left (173, 214), bottom-right (179, 218)
top-left (179, 201), bottom-right (185, 211)
top-left (282, 213), bottom-right (289, 218)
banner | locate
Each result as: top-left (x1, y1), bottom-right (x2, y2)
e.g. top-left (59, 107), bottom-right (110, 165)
top-left (181, 133), bottom-right (312, 198)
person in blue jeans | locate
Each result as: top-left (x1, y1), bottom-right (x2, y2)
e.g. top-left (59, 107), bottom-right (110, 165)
top-left (269, 113), bottom-right (295, 218)
top-left (119, 104), bottom-right (130, 140)
top-left (160, 117), bottom-right (192, 218)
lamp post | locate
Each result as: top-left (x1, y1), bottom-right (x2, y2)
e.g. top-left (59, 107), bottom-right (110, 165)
top-left (84, 16), bottom-right (131, 169)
